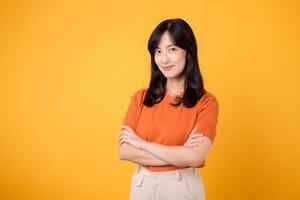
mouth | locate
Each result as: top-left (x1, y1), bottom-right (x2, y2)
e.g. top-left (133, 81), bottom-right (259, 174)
top-left (162, 65), bottom-right (174, 71)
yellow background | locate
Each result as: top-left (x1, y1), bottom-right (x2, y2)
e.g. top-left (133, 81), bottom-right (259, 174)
top-left (0, 0), bottom-right (299, 199)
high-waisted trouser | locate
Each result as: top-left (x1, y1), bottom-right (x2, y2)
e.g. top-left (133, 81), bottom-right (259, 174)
top-left (130, 165), bottom-right (205, 200)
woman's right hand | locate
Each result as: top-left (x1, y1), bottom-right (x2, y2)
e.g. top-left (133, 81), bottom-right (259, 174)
top-left (184, 127), bottom-right (204, 147)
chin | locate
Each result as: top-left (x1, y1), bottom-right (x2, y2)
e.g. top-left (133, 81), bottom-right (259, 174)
top-left (164, 73), bottom-right (179, 79)
top-left (159, 69), bottom-right (182, 78)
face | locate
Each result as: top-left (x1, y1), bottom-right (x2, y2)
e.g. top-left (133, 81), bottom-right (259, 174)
top-left (154, 31), bottom-right (187, 79)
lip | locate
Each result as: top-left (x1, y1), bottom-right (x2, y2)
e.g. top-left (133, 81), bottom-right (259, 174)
top-left (162, 65), bottom-right (174, 71)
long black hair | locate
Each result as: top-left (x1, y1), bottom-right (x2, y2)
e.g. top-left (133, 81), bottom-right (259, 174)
top-left (143, 18), bottom-right (205, 108)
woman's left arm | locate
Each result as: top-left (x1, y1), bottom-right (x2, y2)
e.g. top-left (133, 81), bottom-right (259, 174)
top-left (141, 137), bottom-right (212, 167)
top-left (119, 125), bottom-right (212, 168)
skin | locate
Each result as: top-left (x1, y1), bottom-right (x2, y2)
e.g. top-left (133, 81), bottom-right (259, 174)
top-left (154, 31), bottom-right (187, 95)
top-left (118, 126), bottom-right (209, 167)
top-left (118, 31), bottom-right (213, 168)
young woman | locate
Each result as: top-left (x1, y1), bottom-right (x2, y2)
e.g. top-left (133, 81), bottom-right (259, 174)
top-left (118, 18), bottom-right (219, 200)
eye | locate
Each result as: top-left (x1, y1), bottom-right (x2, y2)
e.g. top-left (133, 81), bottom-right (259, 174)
top-left (170, 47), bottom-right (176, 52)
top-left (155, 49), bottom-right (161, 54)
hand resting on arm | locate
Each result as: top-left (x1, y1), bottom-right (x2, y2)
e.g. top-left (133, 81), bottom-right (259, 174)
top-left (118, 125), bottom-right (210, 167)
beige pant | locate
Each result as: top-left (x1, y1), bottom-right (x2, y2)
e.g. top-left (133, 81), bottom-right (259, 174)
top-left (130, 165), bottom-right (205, 200)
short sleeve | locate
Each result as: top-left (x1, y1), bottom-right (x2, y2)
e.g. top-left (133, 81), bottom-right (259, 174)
top-left (122, 88), bottom-right (146, 132)
top-left (194, 93), bottom-right (219, 144)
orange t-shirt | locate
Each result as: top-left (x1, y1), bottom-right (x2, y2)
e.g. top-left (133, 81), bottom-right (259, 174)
top-left (122, 88), bottom-right (219, 172)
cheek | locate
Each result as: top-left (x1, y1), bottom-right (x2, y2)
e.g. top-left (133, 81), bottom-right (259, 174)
top-left (179, 51), bottom-right (187, 60)
top-left (175, 53), bottom-right (186, 66)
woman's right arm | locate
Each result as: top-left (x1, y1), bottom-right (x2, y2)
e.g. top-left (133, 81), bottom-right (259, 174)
top-left (118, 143), bottom-right (170, 166)
top-left (118, 131), bottom-right (203, 166)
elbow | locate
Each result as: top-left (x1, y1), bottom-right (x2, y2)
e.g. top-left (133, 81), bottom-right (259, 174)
top-left (176, 154), bottom-right (201, 168)
top-left (188, 154), bottom-right (204, 168)
top-left (118, 144), bottom-right (127, 160)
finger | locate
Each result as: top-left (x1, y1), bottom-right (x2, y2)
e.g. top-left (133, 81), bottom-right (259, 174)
top-left (191, 142), bottom-right (201, 146)
top-left (190, 136), bottom-right (203, 141)
top-left (120, 138), bottom-right (134, 146)
top-left (120, 125), bottom-right (129, 132)
top-left (190, 134), bottom-right (199, 138)
top-left (118, 135), bottom-right (124, 143)
top-left (187, 128), bottom-right (197, 139)
top-left (185, 142), bottom-right (198, 147)
top-left (188, 128), bottom-right (196, 137)
top-left (118, 132), bottom-right (125, 140)
top-left (189, 138), bottom-right (203, 143)
top-left (190, 142), bottom-right (200, 146)
top-left (192, 133), bottom-right (204, 137)
top-left (187, 138), bottom-right (201, 144)
top-left (119, 138), bottom-right (127, 145)
top-left (118, 131), bottom-right (125, 137)
top-left (184, 142), bottom-right (191, 147)
top-left (190, 140), bottom-right (202, 145)
top-left (119, 134), bottom-right (130, 143)
top-left (121, 125), bottom-right (134, 133)
top-left (190, 134), bottom-right (203, 139)
top-left (193, 135), bottom-right (204, 140)
top-left (187, 135), bottom-right (203, 142)
top-left (118, 133), bottom-right (122, 141)
top-left (190, 137), bottom-right (204, 143)
top-left (119, 130), bottom-right (133, 137)
top-left (120, 137), bottom-right (130, 144)
top-left (191, 140), bottom-right (202, 146)
top-left (191, 127), bottom-right (197, 134)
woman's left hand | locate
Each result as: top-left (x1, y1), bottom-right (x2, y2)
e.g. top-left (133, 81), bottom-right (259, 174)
top-left (118, 125), bottom-right (148, 150)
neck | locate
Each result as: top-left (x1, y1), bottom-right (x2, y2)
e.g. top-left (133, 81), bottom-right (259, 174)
top-left (165, 75), bottom-right (186, 95)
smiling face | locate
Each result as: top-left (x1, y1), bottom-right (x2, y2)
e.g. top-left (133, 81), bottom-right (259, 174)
top-left (154, 31), bottom-right (187, 79)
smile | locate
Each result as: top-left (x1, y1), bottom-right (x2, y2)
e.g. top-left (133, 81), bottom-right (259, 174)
top-left (162, 65), bottom-right (174, 71)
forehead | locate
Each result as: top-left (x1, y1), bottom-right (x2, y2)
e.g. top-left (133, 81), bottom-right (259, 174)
top-left (156, 32), bottom-right (176, 48)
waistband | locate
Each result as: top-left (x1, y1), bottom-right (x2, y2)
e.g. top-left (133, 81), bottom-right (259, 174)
top-left (135, 165), bottom-right (196, 182)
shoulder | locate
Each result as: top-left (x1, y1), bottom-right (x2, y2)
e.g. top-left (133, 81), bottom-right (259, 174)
top-left (132, 87), bottom-right (148, 98)
top-left (131, 87), bottom-right (148, 104)
top-left (133, 87), bottom-right (148, 96)
top-left (196, 90), bottom-right (219, 112)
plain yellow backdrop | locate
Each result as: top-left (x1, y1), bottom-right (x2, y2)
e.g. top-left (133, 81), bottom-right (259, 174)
top-left (0, 0), bottom-right (299, 199)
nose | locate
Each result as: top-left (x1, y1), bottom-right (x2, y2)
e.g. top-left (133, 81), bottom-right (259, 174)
top-left (161, 52), bottom-right (170, 64)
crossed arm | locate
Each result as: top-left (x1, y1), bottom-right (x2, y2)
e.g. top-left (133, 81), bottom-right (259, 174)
top-left (118, 125), bottom-right (212, 168)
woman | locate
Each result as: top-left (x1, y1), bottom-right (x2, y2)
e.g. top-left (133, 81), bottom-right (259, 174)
top-left (118, 18), bottom-right (219, 200)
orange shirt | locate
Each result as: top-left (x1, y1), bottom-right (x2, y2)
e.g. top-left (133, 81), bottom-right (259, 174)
top-left (122, 88), bottom-right (219, 172)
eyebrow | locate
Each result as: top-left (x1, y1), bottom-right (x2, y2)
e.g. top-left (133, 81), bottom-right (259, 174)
top-left (155, 44), bottom-right (175, 49)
